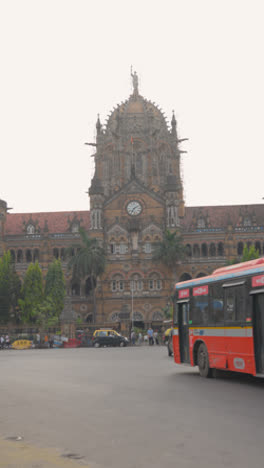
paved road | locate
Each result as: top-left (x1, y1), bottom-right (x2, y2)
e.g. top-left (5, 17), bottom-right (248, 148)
top-left (0, 346), bottom-right (264, 468)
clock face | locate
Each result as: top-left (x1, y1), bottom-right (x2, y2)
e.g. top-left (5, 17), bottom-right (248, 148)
top-left (127, 200), bottom-right (142, 216)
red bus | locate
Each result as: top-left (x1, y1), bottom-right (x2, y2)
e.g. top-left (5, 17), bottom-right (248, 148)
top-left (173, 258), bottom-right (264, 377)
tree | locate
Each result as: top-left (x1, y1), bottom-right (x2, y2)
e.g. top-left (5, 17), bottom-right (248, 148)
top-left (44, 259), bottom-right (66, 316)
top-left (242, 245), bottom-right (259, 262)
top-left (67, 227), bottom-right (106, 322)
top-left (0, 251), bottom-right (21, 323)
top-left (152, 230), bottom-right (185, 277)
top-left (227, 245), bottom-right (260, 265)
top-left (18, 262), bottom-right (43, 323)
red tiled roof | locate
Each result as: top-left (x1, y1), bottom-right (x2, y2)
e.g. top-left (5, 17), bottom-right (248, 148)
top-left (183, 204), bottom-right (264, 230)
top-left (5, 211), bottom-right (90, 235)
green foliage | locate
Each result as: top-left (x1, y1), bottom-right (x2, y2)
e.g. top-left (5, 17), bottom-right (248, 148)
top-left (18, 262), bottom-right (43, 323)
top-left (76, 317), bottom-right (83, 326)
top-left (67, 227), bottom-right (106, 319)
top-left (34, 296), bottom-right (59, 330)
top-left (0, 251), bottom-right (21, 323)
top-left (152, 230), bottom-right (185, 271)
top-left (242, 245), bottom-right (259, 262)
top-left (67, 228), bottom-right (106, 281)
top-left (44, 259), bottom-right (66, 316)
top-left (227, 245), bottom-right (260, 266)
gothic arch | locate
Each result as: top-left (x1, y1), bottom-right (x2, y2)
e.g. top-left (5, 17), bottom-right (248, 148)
top-left (237, 242), bottom-right (244, 255)
top-left (217, 242), bottom-right (224, 256)
top-left (109, 312), bottom-right (120, 323)
top-left (26, 250), bottom-right (32, 263)
top-left (209, 243), bottom-right (216, 257)
top-left (193, 244), bottom-right (200, 258)
top-left (201, 243), bottom-right (208, 257)
top-left (179, 273), bottom-right (192, 282)
top-left (196, 272), bottom-right (207, 278)
top-left (17, 250), bottom-right (23, 263)
top-left (152, 311), bottom-right (164, 321)
top-left (185, 244), bottom-right (192, 257)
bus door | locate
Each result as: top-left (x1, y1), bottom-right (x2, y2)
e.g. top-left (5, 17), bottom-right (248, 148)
top-left (252, 292), bottom-right (264, 374)
top-left (178, 301), bottom-right (190, 363)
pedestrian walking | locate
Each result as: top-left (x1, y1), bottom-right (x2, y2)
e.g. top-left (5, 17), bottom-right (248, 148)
top-left (5, 334), bottom-right (10, 349)
top-left (138, 332), bottom-right (143, 345)
top-left (36, 333), bottom-right (41, 348)
top-left (0, 335), bottom-right (4, 349)
top-left (49, 335), bottom-right (54, 348)
top-left (131, 330), bottom-right (136, 345)
top-left (147, 327), bottom-right (154, 346)
top-left (154, 331), bottom-right (159, 345)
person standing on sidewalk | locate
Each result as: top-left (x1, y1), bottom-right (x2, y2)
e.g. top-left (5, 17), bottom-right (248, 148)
top-left (147, 327), bottom-right (154, 345)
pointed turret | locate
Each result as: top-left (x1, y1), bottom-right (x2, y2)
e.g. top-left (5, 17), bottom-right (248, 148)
top-left (96, 114), bottom-right (102, 134)
top-left (171, 110), bottom-right (177, 137)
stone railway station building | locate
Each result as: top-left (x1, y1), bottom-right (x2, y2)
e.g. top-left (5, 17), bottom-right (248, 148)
top-left (1, 74), bottom-right (264, 330)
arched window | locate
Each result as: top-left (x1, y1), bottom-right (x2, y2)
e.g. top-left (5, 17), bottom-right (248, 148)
top-left (144, 242), bottom-right (152, 254)
top-left (255, 241), bottom-right (261, 254)
top-left (26, 250), bottom-right (32, 263)
top-left (201, 243), bottom-right (208, 257)
top-left (53, 248), bottom-right (59, 259)
top-left (60, 248), bottom-right (65, 260)
top-left (33, 249), bottom-right (39, 262)
top-left (237, 242), bottom-right (244, 256)
top-left (111, 275), bottom-right (125, 292)
top-left (110, 312), bottom-right (120, 322)
top-left (85, 314), bottom-right (93, 323)
top-left (217, 242), bottom-right (224, 256)
top-left (185, 244), bottom-right (192, 257)
top-left (130, 274), bottom-right (143, 291)
top-left (209, 243), bottom-right (216, 257)
top-left (17, 250), bottom-right (23, 263)
top-left (193, 244), bottom-right (200, 258)
top-left (152, 311), bottom-right (164, 321)
top-left (71, 282), bottom-right (80, 296)
top-left (179, 273), bottom-right (192, 282)
top-left (10, 250), bottom-right (15, 262)
top-left (148, 273), bottom-right (162, 291)
top-left (196, 272), bottom-right (206, 278)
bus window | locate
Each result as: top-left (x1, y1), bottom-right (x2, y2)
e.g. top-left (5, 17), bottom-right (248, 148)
top-left (209, 283), bottom-right (224, 324)
top-left (224, 286), bottom-right (245, 323)
top-left (192, 296), bottom-right (209, 325)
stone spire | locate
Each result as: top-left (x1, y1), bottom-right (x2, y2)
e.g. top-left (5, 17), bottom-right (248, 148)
top-left (171, 110), bottom-right (177, 136)
top-left (96, 114), bottom-right (102, 134)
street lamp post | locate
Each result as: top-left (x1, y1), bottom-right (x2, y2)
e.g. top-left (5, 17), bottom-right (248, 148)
top-left (131, 280), bottom-right (134, 330)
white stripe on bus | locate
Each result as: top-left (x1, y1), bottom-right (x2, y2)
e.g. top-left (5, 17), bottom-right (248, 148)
top-left (172, 327), bottom-right (253, 338)
top-left (189, 327), bottom-right (253, 338)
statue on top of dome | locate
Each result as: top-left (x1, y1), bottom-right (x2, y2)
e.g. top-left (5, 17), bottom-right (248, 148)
top-left (131, 66), bottom-right (139, 95)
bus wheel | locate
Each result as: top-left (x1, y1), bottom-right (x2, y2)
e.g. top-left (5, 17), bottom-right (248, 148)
top-left (197, 343), bottom-right (212, 378)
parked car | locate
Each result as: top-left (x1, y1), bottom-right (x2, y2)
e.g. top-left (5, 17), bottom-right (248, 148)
top-left (92, 329), bottom-right (128, 348)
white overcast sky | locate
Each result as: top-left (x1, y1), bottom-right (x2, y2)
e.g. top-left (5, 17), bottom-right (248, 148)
top-left (0, 0), bottom-right (263, 213)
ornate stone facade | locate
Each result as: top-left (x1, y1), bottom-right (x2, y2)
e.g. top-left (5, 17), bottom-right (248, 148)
top-left (1, 73), bottom-right (264, 329)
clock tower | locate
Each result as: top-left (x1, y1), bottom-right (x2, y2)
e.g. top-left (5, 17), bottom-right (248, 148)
top-left (88, 72), bottom-right (185, 328)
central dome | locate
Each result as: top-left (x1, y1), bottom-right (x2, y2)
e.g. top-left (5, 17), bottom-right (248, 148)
top-left (105, 92), bottom-right (169, 137)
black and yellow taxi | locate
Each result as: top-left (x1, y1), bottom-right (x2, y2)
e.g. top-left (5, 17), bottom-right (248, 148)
top-left (92, 329), bottom-right (128, 348)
